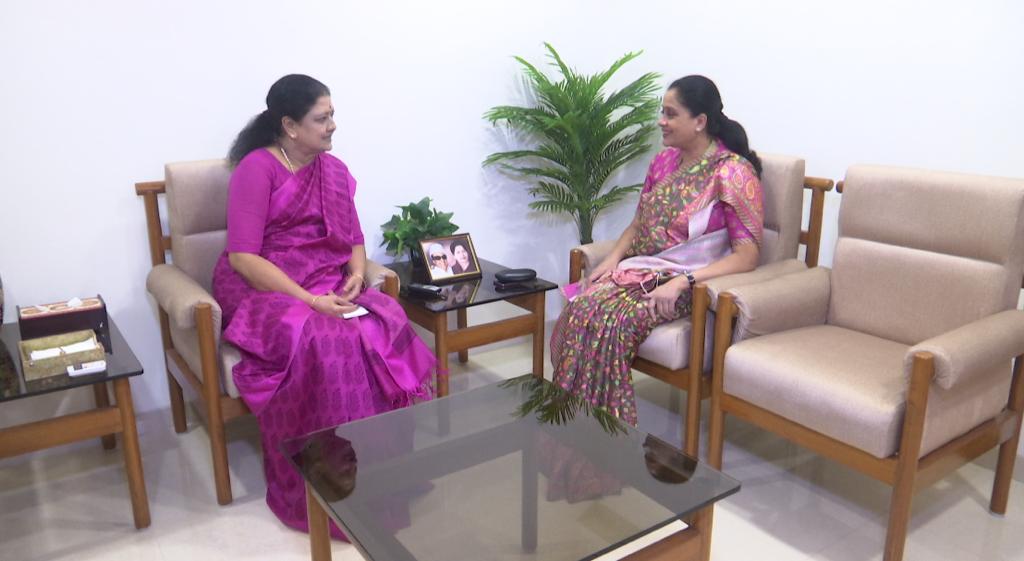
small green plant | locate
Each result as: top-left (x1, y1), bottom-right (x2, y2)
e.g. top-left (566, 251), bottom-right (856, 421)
top-left (484, 43), bottom-right (661, 244)
top-left (380, 197), bottom-right (458, 262)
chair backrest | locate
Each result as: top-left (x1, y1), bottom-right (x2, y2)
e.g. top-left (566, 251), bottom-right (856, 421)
top-left (829, 165), bottom-right (1024, 344)
top-left (165, 159), bottom-right (231, 293)
top-left (756, 153), bottom-right (806, 265)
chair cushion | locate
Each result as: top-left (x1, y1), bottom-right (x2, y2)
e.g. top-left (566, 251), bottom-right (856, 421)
top-left (220, 342), bottom-right (242, 398)
top-left (832, 165), bottom-right (1024, 343)
top-left (757, 153), bottom-right (806, 264)
top-left (725, 325), bottom-right (910, 458)
top-left (166, 160), bottom-right (231, 294)
top-left (168, 322), bottom-right (243, 399)
top-left (636, 315), bottom-right (714, 372)
top-left (725, 324), bottom-right (1012, 458)
top-left (829, 237), bottom-right (1010, 345)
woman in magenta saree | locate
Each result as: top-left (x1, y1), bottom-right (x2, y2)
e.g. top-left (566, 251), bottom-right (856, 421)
top-left (213, 74), bottom-right (434, 537)
top-left (551, 76), bottom-right (765, 426)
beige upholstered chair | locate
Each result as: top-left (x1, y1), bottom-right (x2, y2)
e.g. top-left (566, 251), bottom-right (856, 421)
top-left (568, 153), bottom-right (833, 454)
top-left (708, 165), bottom-right (1024, 561)
top-left (136, 159), bottom-right (398, 505)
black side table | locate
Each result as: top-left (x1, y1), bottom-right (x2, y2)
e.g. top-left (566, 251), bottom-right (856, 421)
top-left (386, 259), bottom-right (557, 396)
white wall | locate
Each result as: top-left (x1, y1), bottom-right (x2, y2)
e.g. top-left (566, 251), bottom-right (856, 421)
top-left (1, 0), bottom-right (1022, 441)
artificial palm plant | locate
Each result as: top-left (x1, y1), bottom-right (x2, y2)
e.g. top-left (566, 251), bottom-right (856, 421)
top-left (484, 43), bottom-right (661, 244)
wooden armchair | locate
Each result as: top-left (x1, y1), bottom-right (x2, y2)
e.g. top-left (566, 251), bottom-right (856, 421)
top-left (708, 165), bottom-right (1024, 561)
top-left (568, 153), bottom-right (833, 454)
top-left (136, 159), bottom-right (398, 505)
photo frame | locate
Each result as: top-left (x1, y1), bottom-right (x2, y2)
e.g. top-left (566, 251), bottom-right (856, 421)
top-left (419, 233), bottom-right (482, 284)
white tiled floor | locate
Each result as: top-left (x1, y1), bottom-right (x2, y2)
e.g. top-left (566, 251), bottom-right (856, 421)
top-left (2, 341), bottom-right (1022, 561)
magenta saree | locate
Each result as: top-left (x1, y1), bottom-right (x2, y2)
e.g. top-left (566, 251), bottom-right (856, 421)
top-left (551, 140), bottom-right (764, 425)
top-left (212, 149), bottom-right (435, 537)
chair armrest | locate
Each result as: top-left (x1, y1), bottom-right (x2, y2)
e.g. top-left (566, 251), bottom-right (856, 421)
top-left (146, 264), bottom-right (223, 332)
top-left (365, 259), bottom-right (398, 296)
top-left (569, 240), bottom-right (617, 282)
top-left (726, 267), bottom-right (831, 341)
top-left (703, 258), bottom-right (807, 310)
top-left (907, 309), bottom-right (1024, 390)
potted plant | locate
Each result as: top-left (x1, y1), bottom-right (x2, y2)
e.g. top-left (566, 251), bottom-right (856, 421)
top-left (484, 43), bottom-right (661, 244)
top-left (380, 197), bottom-right (459, 268)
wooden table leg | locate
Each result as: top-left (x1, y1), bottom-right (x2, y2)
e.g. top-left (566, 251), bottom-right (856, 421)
top-left (456, 308), bottom-right (469, 363)
top-left (92, 382), bottom-right (116, 450)
top-left (530, 293), bottom-right (546, 379)
top-left (434, 312), bottom-right (449, 397)
top-left (622, 505), bottom-right (711, 560)
top-left (307, 482), bottom-right (332, 561)
top-left (113, 378), bottom-right (150, 529)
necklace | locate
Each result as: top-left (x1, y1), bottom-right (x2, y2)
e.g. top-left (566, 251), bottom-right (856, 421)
top-left (279, 145), bottom-right (294, 173)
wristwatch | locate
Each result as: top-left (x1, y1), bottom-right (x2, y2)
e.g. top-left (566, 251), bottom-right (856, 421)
top-left (684, 271), bottom-right (697, 290)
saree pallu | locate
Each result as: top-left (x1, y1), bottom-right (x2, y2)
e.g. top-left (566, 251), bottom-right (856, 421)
top-left (212, 151), bottom-right (435, 537)
top-left (551, 141), bottom-right (763, 426)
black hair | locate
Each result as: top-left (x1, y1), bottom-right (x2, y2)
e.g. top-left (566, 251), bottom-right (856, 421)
top-left (228, 74), bottom-right (331, 167)
top-left (668, 75), bottom-right (762, 177)
top-left (450, 238), bottom-right (470, 253)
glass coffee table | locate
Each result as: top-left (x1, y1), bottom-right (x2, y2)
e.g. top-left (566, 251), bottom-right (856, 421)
top-left (283, 375), bottom-right (739, 561)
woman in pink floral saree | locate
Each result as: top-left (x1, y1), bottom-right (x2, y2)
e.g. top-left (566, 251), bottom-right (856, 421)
top-left (551, 76), bottom-right (765, 426)
top-left (213, 75), bottom-right (435, 537)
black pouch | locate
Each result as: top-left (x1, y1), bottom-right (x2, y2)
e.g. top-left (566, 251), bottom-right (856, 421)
top-left (495, 268), bottom-right (536, 283)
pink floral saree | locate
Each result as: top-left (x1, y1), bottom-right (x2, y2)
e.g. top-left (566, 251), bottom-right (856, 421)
top-left (550, 140), bottom-right (764, 425)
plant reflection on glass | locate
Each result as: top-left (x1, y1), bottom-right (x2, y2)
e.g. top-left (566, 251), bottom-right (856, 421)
top-left (500, 375), bottom-right (627, 436)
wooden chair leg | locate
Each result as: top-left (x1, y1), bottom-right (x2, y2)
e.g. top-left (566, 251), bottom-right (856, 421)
top-left (207, 400), bottom-right (233, 505)
top-left (196, 303), bottom-right (233, 505)
top-left (159, 311), bottom-right (188, 434)
top-left (707, 293), bottom-right (736, 469)
top-left (883, 353), bottom-right (933, 561)
top-left (167, 372), bottom-right (188, 434)
top-left (991, 355), bottom-right (1023, 514)
top-left (685, 286), bottom-right (709, 457)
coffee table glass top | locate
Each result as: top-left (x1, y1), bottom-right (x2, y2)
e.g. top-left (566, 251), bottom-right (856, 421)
top-left (283, 375), bottom-right (740, 561)
top-left (387, 259), bottom-right (557, 313)
top-left (0, 320), bottom-right (142, 402)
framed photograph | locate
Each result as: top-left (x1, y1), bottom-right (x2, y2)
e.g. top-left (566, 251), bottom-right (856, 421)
top-left (419, 233), bottom-right (482, 283)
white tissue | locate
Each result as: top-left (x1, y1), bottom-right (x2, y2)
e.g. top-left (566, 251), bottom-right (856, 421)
top-left (29, 338), bottom-right (100, 361)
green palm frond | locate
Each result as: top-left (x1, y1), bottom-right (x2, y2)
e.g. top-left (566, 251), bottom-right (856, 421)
top-left (483, 44), bottom-right (661, 243)
top-left (500, 376), bottom-right (628, 436)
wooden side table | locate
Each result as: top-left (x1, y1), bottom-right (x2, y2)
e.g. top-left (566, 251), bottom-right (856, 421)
top-left (0, 319), bottom-right (150, 529)
top-left (386, 259), bottom-right (557, 396)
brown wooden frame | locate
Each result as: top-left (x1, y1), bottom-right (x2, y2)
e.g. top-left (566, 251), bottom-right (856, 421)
top-left (567, 177), bottom-right (833, 456)
top-left (136, 181), bottom-right (399, 505)
top-left (707, 292), bottom-right (1024, 561)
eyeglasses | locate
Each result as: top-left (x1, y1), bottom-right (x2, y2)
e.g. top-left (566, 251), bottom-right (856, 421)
top-left (431, 254), bottom-right (447, 261)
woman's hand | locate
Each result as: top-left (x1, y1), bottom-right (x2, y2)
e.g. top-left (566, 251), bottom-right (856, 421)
top-left (641, 277), bottom-right (687, 320)
top-left (583, 257), bottom-right (618, 289)
top-left (339, 274), bottom-right (364, 302)
top-left (310, 291), bottom-right (359, 316)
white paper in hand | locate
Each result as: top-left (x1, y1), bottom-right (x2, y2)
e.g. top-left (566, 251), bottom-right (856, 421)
top-left (342, 306), bottom-right (369, 319)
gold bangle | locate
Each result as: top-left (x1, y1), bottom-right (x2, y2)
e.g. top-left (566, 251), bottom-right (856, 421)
top-left (310, 294), bottom-right (323, 307)
top-left (351, 274), bottom-right (365, 286)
